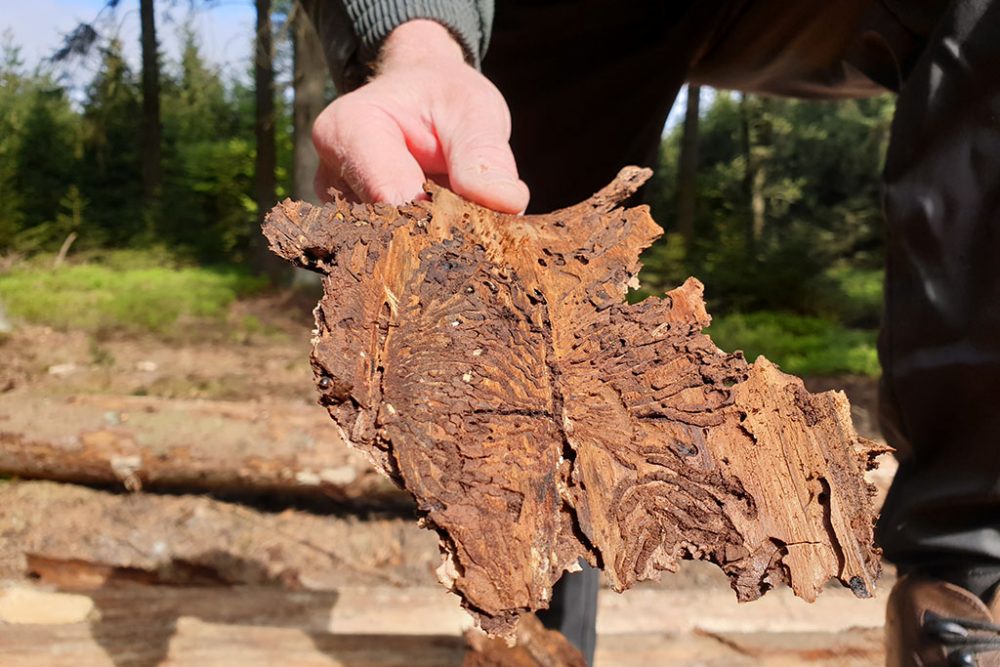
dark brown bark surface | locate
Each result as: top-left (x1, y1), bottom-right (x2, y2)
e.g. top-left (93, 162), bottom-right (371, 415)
top-left (252, 0), bottom-right (286, 280)
top-left (139, 0), bottom-right (162, 203)
top-left (254, 0), bottom-right (276, 217)
top-left (262, 167), bottom-right (884, 636)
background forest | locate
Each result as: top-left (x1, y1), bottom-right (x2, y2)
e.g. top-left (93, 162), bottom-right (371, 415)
top-left (0, 3), bottom-right (893, 376)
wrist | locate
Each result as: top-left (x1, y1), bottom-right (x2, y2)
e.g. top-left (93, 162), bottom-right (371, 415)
top-left (378, 19), bottom-right (466, 71)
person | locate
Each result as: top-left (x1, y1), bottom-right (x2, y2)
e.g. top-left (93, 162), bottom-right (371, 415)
top-left (303, 2), bottom-right (1000, 665)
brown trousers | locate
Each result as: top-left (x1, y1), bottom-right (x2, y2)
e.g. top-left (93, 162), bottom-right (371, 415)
top-left (484, 0), bottom-right (1000, 662)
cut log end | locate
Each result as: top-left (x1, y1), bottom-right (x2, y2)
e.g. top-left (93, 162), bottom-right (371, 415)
top-left (263, 166), bottom-right (883, 636)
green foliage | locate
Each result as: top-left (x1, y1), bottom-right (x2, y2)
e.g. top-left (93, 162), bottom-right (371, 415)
top-left (644, 91), bottom-right (893, 318)
top-left (638, 90), bottom-right (893, 375)
top-left (154, 27), bottom-right (256, 262)
top-left (0, 21), bottom-right (892, 373)
top-left (164, 138), bottom-right (257, 260)
top-left (15, 82), bottom-right (78, 230)
top-left (78, 39), bottom-right (143, 246)
top-left (0, 32), bottom-right (84, 252)
top-left (164, 27), bottom-right (233, 143)
top-left (813, 266), bottom-right (884, 328)
top-left (0, 23), bottom-right (294, 265)
top-left (707, 311), bottom-right (879, 377)
top-left (0, 35), bottom-right (27, 246)
top-left (629, 231), bottom-right (688, 303)
top-left (0, 251), bottom-right (265, 336)
top-left (13, 185), bottom-right (88, 253)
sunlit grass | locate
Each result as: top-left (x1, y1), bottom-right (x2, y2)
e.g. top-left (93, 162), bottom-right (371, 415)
top-left (0, 251), bottom-right (265, 336)
top-left (707, 311), bottom-right (879, 377)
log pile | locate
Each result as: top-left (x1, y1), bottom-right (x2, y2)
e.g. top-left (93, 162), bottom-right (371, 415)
top-left (263, 167), bottom-right (885, 636)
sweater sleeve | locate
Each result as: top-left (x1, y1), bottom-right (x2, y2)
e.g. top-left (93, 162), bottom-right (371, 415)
top-left (302, 0), bottom-right (494, 92)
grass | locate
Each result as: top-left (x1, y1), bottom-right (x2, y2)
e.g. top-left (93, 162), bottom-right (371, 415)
top-left (707, 311), bottom-right (879, 377)
top-left (0, 251), bottom-right (266, 337)
top-left (0, 251), bottom-right (879, 376)
top-left (815, 266), bottom-right (884, 328)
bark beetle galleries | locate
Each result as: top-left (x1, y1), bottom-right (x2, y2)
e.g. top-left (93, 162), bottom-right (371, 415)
top-left (263, 166), bottom-right (885, 636)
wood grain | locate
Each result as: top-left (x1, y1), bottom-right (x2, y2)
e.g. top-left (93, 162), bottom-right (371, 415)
top-left (263, 166), bottom-right (884, 635)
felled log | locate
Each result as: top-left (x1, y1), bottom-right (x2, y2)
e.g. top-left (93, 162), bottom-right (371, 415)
top-left (0, 392), bottom-right (407, 506)
top-left (263, 166), bottom-right (885, 635)
top-left (0, 480), bottom-right (438, 587)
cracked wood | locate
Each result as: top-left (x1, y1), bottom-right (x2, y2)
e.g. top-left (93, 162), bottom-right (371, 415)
top-left (263, 166), bottom-right (884, 636)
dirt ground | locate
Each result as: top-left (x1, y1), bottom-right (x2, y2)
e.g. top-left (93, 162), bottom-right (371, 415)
top-left (0, 295), bottom-right (896, 666)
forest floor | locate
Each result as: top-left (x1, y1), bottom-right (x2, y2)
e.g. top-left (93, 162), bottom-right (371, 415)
top-left (0, 293), bottom-right (896, 666)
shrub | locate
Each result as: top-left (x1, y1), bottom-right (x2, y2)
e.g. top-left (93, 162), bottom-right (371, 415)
top-left (707, 311), bottom-right (879, 377)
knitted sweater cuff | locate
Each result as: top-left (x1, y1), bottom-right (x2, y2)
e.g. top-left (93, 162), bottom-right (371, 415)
top-left (343, 0), bottom-right (492, 67)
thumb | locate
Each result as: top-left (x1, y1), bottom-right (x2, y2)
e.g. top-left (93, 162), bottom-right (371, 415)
top-left (440, 112), bottom-right (530, 214)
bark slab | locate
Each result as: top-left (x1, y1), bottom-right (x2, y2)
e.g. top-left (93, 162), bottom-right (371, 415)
top-left (263, 167), bottom-right (885, 635)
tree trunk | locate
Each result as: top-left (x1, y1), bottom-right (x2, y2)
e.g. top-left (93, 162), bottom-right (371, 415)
top-left (739, 94), bottom-right (768, 247)
top-left (0, 393), bottom-right (405, 506)
top-left (1, 481), bottom-right (433, 588)
top-left (291, 1), bottom-right (326, 204)
top-left (752, 165), bottom-right (767, 241)
top-left (675, 85), bottom-right (701, 249)
top-left (262, 167), bottom-right (885, 637)
top-left (252, 0), bottom-right (286, 281)
top-left (738, 93), bottom-right (755, 252)
top-left (139, 0), bottom-right (162, 207)
top-left (289, 1), bottom-right (328, 288)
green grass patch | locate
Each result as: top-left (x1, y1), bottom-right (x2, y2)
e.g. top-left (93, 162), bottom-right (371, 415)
top-left (814, 266), bottom-right (884, 328)
top-left (707, 311), bottom-right (879, 377)
top-left (0, 251), bottom-right (266, 336)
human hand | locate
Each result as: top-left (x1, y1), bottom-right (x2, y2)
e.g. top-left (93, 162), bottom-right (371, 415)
top-left (312, 20), bottom-right (529, 214)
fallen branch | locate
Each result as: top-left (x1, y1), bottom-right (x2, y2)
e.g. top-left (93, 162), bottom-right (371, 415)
top-left (52, 232), bottom-right (78, 268)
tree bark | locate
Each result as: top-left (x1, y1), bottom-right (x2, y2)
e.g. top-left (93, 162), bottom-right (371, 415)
top-left (139, 0), bottom-right (162, 206)
top-left (738, 93), bottom-right (755, 252)
top-left (262, 167), bottom-right (886, 636)
top-left (252, 0), bottom-right (286, 280)
top-left (291, 1), bottom-right (326, 204)
top-left (739, 94), bottom-right (769, 246)
top-left (676, 85), bottom-right (701, 249)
